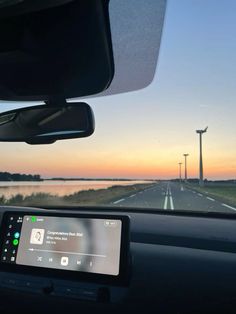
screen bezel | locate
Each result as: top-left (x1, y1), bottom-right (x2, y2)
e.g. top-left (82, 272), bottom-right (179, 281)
top-left (0, 211), bottom-right (130, 286)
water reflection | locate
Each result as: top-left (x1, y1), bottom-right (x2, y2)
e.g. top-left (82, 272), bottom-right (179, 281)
top-left (0, 180), bottom-right (150, 199)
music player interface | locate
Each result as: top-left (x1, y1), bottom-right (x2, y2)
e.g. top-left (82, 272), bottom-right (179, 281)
top-left (2, 215), bottom-right (122, 276)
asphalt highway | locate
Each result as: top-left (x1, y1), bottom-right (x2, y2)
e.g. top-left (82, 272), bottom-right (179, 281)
top-left (112, 181), bottom-right (236, 213)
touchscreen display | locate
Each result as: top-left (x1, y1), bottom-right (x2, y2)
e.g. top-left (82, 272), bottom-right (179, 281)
top-left (0, 214), bottom-right (122, 276)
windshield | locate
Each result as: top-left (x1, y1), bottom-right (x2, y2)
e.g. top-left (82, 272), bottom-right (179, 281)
top-left (0, 0), bottom-right (236, 214)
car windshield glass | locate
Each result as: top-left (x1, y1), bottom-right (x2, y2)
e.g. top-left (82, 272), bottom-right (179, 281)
top-left (0, 0), bottom-right (236, 214)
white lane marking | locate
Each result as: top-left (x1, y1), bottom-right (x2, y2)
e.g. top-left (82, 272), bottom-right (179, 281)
top-left (180, 185), bottom-right (184, 191)
top-left (169, 185), bottom-right (174, 210)
top-left (197, 193), bottom-right (203, 197)
top-left (113, 198), bottom-right (125, 204)
top-left (192, 191), bottom-right (196, 194)
top-left (222, 204), bottom-right (236, 211)
top-left (207, 197), bottom-right (215, 202)
top-left (163, 184), bottom-right (169, 210)
top-left (163, 183), bottom-right (175, 210)
top-left (129, 194), bottom-right (136, 198)
top-left (170, 196), bottom-right (174, 210)
top-left (164, 195), bottom-right (168, 210)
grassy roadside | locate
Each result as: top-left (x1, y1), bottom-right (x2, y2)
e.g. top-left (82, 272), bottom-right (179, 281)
top-left (0, 183), bottom-right (155, 207)
top-left (184, 183), bottom-right (236, 207)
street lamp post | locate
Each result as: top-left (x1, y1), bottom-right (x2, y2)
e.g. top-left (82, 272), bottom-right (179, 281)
top-left (178, 162), bottom-right (182, 184)
top-left (183, 153), bottom-right (189, 183)
top-left (196, 127), bottom-right (208, 187)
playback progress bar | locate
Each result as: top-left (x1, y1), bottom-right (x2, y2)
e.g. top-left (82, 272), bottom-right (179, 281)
top-left (28, 248), bottom-right (106, 258)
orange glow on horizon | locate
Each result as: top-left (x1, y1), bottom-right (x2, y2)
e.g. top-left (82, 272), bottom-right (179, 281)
top-left (0, 132), bottom-right (235, 180)
top-left (2, 157), bottom-right (235, 180)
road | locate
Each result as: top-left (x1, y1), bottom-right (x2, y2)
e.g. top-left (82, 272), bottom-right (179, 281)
top-left (112, 181), bottom-right (236, 213)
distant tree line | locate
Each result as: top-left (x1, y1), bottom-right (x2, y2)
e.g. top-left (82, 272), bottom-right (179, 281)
top-left (0, 172), bottom-right (42, 181)
top-left (171, 178), bottom-right (200, 183)
top-left (171, 178), bottom-right (236, 184)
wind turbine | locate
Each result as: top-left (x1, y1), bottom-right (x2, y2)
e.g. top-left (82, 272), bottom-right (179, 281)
top-left (183, 153), bottom-right (189, 183)
top-left (178, 162), bottom-right (182, 183)
top-left (196, 127), bottom-right (208, 187)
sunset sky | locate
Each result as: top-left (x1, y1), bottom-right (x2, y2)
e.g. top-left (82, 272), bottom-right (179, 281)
top-left (0, 0), bottom-right (236, 180)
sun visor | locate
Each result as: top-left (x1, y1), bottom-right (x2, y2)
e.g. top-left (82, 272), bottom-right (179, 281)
top-left (0, 0), bottom-right (114, 101)
top-left (75, 0), bottom-right (167, 99)
top-left (0, 0), bottom-right (167, 102)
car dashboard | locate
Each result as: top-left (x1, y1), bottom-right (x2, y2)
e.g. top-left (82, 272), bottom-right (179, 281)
top-left (1, 206), bottom-right (236, 314)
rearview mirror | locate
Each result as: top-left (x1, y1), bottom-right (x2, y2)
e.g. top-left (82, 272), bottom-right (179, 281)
top-left (0, 102), bottom-right (94, 145)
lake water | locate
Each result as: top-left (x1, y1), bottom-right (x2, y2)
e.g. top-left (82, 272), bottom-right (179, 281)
top-left (0, 180), bottom-right (150, 199)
